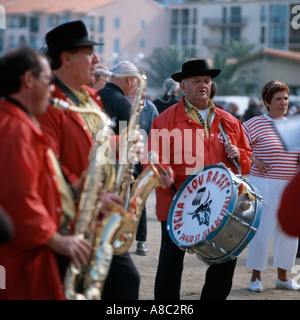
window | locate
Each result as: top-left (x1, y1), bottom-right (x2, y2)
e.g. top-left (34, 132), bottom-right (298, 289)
top-left (141, 20), bottom-right (146, 29)
top-left (0, 36), bottom-right (3, 52)
top-left (230, 7), bottom-right (241, 24)
top-left (192, 28), bottom-right (196, 45)
top-left (114, 38), bottom-right (120, 53)
top-left (30, 36), bottom-right (39, 49)
top-left (182, 9), bottom-right (189, 25)
top-left (18, 35), bottom-right (26, 47)
top-left (48, 15), bottom-right (59, 28)
top-left (170, 27), bottom-right (177, 45)
top-left (222, 7), bottom-right (227, 24)
top-left (171, 9), bottom-right (178, 25)
top-left (89, 16), bottom-right (95, 32)
top-left (19, 16), bottom-right (26, 28)
top-left (140, 39), bottom-right (145, 49)
top-left (192, 8), bottom-right (197, 25)
top-left (30, 17), bottom-right (39, 33)
top-left (9, 16), bottom-right (18, 28)
top-left (269, 5), bottom-right (287, 49)
top-left (270, 26), bottom-right (285, 49)
top-left (61, 16), bottom-right (71, 24)
top-left (114, 17), bottom-right (120, 29)
top-left (260, 26), bottom-right (265, 44)
top-left (99, 17), bottom-right (104, 33)
top-left (181, 27), bottom-right (188, 46)
top-left (98, 38), bottom-right (104, 53)
top-left (229, 27), bottom-right (241, 41)
top-left (270, 5), bottom-right (286, 23)
top-left (260, 5), bottom-right (266, 23)
top-left (8, 35), bottom-right (16, 48)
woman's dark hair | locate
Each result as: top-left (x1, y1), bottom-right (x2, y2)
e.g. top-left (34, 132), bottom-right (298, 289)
top-left (0, 47), bottom-right (44, 97)
top-left (262, 80), bottom-right (289, 110)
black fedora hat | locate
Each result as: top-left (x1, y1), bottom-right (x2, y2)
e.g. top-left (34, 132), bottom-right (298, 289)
top-left (171, 59), bottom-right (221, 82)
top-left (46, 20), bottom-right (102, 53)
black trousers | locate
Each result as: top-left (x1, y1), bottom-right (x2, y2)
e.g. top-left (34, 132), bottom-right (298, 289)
top-left (136, 206), bottom-right (147, 242)
top-left (102, 251), bottom-right (140, 300)
top-left (154, 221), bottom-right (237, 300)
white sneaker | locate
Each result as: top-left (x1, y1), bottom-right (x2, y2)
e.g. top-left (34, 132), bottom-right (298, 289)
top-left (249, 278), bottom-right (264, 292)
top-left (275, 278), bottom-right (300, 290)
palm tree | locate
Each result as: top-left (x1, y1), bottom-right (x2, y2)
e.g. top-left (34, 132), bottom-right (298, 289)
top-left (144, 45), bottom-right (196, 89)
top-left (213, 39), bottom-right (255, 95)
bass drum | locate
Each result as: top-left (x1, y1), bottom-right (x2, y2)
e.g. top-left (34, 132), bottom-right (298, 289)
top-left (167, 163), bottom-right (262, 265)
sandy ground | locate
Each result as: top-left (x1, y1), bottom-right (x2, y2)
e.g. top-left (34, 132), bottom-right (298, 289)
top-left (130, 191), bottom-right (300, 300)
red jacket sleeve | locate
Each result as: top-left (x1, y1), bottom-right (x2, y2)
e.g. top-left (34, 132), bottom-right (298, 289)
top-left (0, 122), bottom-right (59, 250)
top-left (278, 170), bottom-right (300, 237)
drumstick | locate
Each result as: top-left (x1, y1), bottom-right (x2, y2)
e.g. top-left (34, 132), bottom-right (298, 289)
top-left (219, 120), bottom-right (242, 175)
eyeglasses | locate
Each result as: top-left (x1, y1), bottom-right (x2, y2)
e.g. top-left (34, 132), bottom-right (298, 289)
top-left (39, 74), bottom-right (55, 86)
top-left (32, 71), bottom-right (55, 86)
top-left (267, 81), bottom-right (282, 89)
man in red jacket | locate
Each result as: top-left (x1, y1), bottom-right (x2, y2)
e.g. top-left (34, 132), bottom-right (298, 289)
top-left (37, 21), bottom-right (139, 300)
top-left (145, 60), bottom-right (252, 300)
top-left (0, 47), bottom-right (91, 300)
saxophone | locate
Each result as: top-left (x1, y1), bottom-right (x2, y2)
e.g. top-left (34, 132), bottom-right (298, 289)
top-left (51, 70), bottom-right (168, 299)
top-left (92, 72), bottom-right (168, 255)
top-left (51, 98), bottom-right (115, 300)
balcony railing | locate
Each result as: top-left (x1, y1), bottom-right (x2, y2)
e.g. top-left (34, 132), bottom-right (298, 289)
top-left (204, 17), bottom-right (247, 27)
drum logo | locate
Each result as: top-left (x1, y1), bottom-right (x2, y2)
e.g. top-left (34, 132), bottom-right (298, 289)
top-left (187, 187), bottom-right (212, 227)
top-left (170, 167), bottom-right (232, 246)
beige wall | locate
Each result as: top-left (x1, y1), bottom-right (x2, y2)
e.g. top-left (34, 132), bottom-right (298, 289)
top-left (90, 0), bottom-right (169, 69)
top-left (238, 55), bottom-right (300, 95)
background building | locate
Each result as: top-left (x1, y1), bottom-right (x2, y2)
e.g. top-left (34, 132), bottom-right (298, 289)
top-left (0, 0), bottom-right (168, 69)
top-left (169, 0), bottom-right (300, 58)
top-left (1, 0), bottom-right (300, 96)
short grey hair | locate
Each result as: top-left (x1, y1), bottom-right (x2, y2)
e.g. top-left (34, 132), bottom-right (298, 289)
top-left (111, 60), bottom-right (139, 75)
top-left (163, 77), bottom-right (180, 96)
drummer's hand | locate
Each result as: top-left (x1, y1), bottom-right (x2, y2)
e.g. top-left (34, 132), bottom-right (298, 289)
top-left (160, 166), bottom-right (175, 189)
top-left (224, 142), bottom-right (240, 161)
top-left (252, 156), bottom-right (271, 175)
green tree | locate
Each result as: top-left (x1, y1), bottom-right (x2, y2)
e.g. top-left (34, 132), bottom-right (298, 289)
top-left (213, 39), bottom-right (255, 95)
top-left (144, 45), bottom-right (196, 89)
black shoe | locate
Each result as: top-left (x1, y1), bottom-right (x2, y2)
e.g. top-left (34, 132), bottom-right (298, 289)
top-left (136, 241), bottom-right (148, 256)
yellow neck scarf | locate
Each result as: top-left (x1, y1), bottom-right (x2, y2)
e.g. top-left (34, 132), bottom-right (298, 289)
top-left (184, 98), bottom-right (215, 139)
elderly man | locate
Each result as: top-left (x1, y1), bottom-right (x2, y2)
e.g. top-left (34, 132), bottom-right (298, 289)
top-left (145, 59), bottom-right (252, 300)
top-left (99, 60), bottom-right (140, 135)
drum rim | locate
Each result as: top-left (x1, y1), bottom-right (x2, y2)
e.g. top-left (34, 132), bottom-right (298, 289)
top-left (196, 175), bottom-right (263, 264)
top-left (199, 196), bottom-right (263, 264)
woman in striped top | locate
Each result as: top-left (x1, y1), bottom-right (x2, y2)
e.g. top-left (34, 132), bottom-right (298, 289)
top-left (243, 80), bottom-right (300, 292)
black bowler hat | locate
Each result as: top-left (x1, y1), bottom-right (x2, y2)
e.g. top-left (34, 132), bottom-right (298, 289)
top-left (171, 59), bottom-right (221, 82)
top-left (46, 20), bottom-right (102, 53)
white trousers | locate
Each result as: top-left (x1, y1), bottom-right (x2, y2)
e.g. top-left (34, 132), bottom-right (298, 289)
top-left (246, 175), bottom-right (298, 271)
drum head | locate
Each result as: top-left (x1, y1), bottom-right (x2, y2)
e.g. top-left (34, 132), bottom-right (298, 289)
top-left (167, 163), bottom-right (236, 250)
